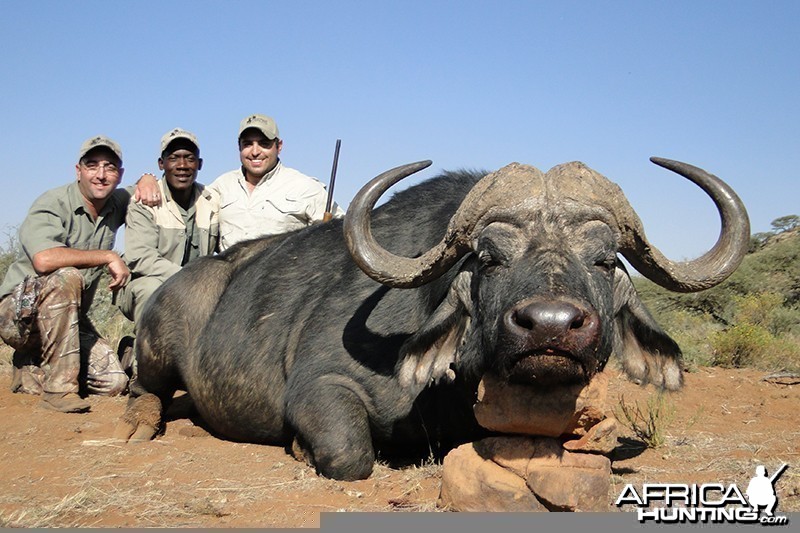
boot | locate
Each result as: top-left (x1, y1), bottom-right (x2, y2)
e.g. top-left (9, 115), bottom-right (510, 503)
top-left (41, 392), bottom-right (91, 413)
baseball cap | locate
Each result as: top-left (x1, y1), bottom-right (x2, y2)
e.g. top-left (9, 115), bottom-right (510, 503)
top-left (160, 127), bottom-right (200, 155)
top-left (78, 135), bottom-right (123, 163)
top-left (238, 114), bottom-right (279, 140)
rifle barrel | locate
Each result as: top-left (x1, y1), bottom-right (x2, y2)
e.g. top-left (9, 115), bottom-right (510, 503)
top-left (324, 139), bottom-right (341, 217)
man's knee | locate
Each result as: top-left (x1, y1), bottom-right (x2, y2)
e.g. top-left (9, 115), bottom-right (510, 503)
top-left (83, 334), bottom-right (129, 396)
top-left (119, 276), bottom-right (162, 325)
top-left (44, 267), bottom-right (85, 299)
top-left (131, 277), bottom-right (163, 326)
top-left (105, 372), bottom-right (129, 397)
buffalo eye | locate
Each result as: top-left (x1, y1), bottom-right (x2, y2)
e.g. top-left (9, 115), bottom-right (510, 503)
top-left (477, 248), bottom-right (504, 272)
top-left (593, 254), bottom-right (617, 273)
top-left (478, 249), bottom-right (498, 266)
top-left (475, 222), bottom-right (520, 273)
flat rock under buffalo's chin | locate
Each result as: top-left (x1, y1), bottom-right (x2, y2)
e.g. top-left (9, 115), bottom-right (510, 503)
top-left (474, 371), bottom-right (609, 438)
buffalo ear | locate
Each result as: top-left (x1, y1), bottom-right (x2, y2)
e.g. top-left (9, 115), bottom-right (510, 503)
top-left (396, 271), bottom-right (473, 396)
top-left (612, 265), bottom-right (684, 391)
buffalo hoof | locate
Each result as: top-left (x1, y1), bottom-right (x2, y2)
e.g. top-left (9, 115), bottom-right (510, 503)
top-left (289, 436), bottom-right (313, 467)
top-left (113, 393), bottom-right (162, 442)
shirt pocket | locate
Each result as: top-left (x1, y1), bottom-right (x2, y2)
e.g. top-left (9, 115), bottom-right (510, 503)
top-left (219, 199), bottom-right (237, 213)
top-left (266, 196), bottom-right (308, 225)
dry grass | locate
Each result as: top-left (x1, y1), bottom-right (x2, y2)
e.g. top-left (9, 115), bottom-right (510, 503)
top-left (0, 482), bottom-right (203, 528)
top-left (615, 392), bottom-right (676, 449)
top-left (0, 447), bottom-right (445, 528)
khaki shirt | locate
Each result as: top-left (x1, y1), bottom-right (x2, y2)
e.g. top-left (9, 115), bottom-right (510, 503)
top-left (209, 161), bottom-right (344, 251)
top-left (123, 178), bottom-right (219, 283)
top-left (0, 182), bottom-right (130, 309)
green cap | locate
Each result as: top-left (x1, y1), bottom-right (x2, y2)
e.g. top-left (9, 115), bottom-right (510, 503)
top-left (160, 127), bottom-right (200, 155)
top-left (239, 114), bottom-right (279, 140)
top-left (78, 135), bottom-right (123, 163)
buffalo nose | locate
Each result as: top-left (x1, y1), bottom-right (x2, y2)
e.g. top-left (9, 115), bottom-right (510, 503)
top-left (503, 299), bottom-right (596, 346)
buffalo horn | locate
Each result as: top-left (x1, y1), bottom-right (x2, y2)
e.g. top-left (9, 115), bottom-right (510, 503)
top-left (619, 157), bottom-right (750, 292)
top-left (344, 161), bottom-right (475, 288)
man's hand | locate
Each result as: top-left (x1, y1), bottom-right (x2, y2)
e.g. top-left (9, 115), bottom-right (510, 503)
top-left (107, 253), bottom-right (130, 291)
top-left (135, 173), bottom-right (162, 207)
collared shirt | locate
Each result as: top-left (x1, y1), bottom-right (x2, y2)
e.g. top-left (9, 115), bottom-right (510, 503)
top-left (0, 182), bottom-right (130, 309)
top-left (208, 161), bottom-right (344, 251)
top-left (123, 178), bottom-right (218, 283)
top-left (175, 200), bottom-right (199, 266)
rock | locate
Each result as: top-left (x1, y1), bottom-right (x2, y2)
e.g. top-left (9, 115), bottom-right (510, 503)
top-left (442, 372), bottom-right (614, 512)
top-left (524, 438), bottom-right (611, 511)
top-left (473, 371), bottom-right (608, 437)
top-left (473, 436), bottom-right (538, 479)
top-left (562, 417), bottom-right (619, 455)
top-left (439, 442), bottom-right (546, 512)
top-left (440, 436), bottom-right (612, 512)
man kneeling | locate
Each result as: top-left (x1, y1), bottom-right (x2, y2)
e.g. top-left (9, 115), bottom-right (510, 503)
top-left (0, 136), bottom-right (131, 412)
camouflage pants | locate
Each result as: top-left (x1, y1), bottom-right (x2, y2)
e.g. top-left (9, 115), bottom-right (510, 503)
top-left (0, 267), bottom-right (128, 396)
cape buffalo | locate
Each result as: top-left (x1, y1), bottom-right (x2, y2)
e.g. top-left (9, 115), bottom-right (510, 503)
top-left (115, 157), bottom-right (750, 481)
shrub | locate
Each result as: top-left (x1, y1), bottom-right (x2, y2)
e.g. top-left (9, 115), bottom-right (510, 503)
top-left (711, 323), bottom-right (772, 368)
top-left (615, 393), bottom-right (675, 449)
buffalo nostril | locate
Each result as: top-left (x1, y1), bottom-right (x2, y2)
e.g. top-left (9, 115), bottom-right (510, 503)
top-left (570, 314), bottom-right (585, 330)
top-left (513, 310), bottom-right (535, 331)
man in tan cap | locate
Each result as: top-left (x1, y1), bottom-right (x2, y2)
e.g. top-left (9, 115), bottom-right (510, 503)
top-left (209, 114), bottom-right (344, 251)
top-left (138, 114), bottom-right (344, 251)
top-left (0, 135), bottom-right (131, 412)
top-left (117, 128), bottom-right (219, 338)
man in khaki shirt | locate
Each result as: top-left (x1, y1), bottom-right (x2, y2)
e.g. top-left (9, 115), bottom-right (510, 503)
top-left (0, 136), bottom-right (131, 413)
top-left (117, 128), bottom-right (219, 328)
top-left (136, 114), bottom-right (344, 251)
top-left (210, 114), bottom-right (344, 251)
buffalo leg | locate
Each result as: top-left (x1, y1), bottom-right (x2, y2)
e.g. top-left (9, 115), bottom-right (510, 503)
top-left (286, 381), bottom-right (375, 481)
top-left (113, 335), bottom-right (180, 442)
top-left (113, 393), bottom-right (163, 441)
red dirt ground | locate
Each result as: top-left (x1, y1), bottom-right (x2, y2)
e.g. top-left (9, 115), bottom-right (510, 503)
top-left (0, 364), bottom-right (797, 527)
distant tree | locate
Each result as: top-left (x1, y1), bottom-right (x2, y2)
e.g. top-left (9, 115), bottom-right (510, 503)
top-left (771, 215), bottom-right (800, 234)
top-left (749, 232), bottom-right (772, 253)
top-left (0, 226), bottom-right (19, 281)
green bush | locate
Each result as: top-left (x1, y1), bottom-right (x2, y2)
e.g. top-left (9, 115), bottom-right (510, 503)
top-left (711, 323), bottom-right (773, 368)
top-left (711, 323), bottom-right (800, 372)
top-left (632, 227), bottom-right (800, 373)
top-left (656, 309), bottom-right (722, 371)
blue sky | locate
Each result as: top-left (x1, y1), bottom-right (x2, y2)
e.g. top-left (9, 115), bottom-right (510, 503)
top-left (1, 1), bottom-right (797, 263)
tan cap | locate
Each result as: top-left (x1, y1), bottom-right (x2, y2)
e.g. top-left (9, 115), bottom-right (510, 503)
top-left (160, 127), bottom-right (200, 154)
top-left (78, 135), bottom-right (123, 163)
top-left (238, 114), bottom-right (279, 140)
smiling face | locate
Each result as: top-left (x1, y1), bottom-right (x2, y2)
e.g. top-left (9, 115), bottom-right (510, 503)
top-left (75, 147), bottom-right (124, 208)
top-left (159, 139), bottom-right (202, 194)
top-left (238, 128), bottom-right (282, 183)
